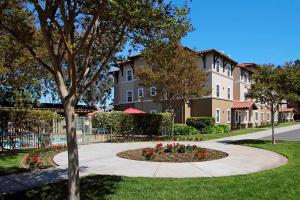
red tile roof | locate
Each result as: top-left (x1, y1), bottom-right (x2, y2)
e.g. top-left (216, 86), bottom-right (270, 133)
top-left (279, 108), bottom-right (296, 113)
top-left (232, 101), bottom-right (257, 109)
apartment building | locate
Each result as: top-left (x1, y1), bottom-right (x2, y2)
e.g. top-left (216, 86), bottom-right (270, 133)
top-left (111, 48), bottom-right (278, 127)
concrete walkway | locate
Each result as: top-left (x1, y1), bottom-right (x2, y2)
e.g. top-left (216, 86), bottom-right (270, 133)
top-left (1, 124), bottom-right (299, 194)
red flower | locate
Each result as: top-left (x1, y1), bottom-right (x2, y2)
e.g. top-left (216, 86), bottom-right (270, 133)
top-left (32, 154), bottom-right (40, 163)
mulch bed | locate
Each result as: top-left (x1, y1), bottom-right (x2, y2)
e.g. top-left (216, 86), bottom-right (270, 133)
top-left (117, 147), bottom-right (228, 163)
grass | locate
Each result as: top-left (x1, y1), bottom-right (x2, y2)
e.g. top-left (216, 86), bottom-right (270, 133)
top-left (2, 140), bottom-right (300, 200)
top-left (0, 147), bottom-right (65, 176)
top-left (176, 121), bottom-right (299, 141)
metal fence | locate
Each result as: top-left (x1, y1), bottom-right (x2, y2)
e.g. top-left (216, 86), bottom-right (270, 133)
top-left (0, 117), bottom-right (109, 151)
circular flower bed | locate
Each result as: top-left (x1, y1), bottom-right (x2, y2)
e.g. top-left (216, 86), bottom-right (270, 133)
top-left (117, 143), bottom-right (228, 162)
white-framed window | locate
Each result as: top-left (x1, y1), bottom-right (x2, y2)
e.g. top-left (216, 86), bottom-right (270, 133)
top-left (261, 112), bottom-right (264, 121)
top-left (216, 109), bottom-right (221, 123)
top-left (126, 90), bottom-right (133, 103)
top-left (150, 87), bottom-right (156, 96)
top-left (227, 64), bottom-right (231, 76)
top-left (216, 59), bottom-right (221, 72)
top-left (126, 69), bottom-right (133, 81)
top-left (227, 109), bottom-right (231, 123)
top-left (150, 110), bottom-right (157, 114)
top-left (216, 84), bottom-right (220, 97)
top-left (255, 111), bottom-right (258, 121)
top-left (227, 87), bottom-right (231, 99)
top-left (267, 113), bottom-right (270, 121)
top-left (138, 88), bottom-right (144, 98)
top-left (245, 111), bottom-right (248, 122)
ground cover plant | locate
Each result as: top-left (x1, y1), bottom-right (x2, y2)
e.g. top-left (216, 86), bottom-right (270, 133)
top-left (1, 140), bottom-right (299, 200)
top-left (117, 143), bottom-right (227, 162)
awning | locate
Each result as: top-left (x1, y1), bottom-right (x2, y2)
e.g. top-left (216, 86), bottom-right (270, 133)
top-left (123, 108), bottom-right (145, 114)
top-left (232, 101), bottom-right (258, 110)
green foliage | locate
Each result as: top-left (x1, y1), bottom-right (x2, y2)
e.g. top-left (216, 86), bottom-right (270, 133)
top-left (173, 124), bottom-right (198, 135)
top-left (217, 124), bottom-right (230, 133)
top-left (92, 112), bottom-right (172, 136)
top-left (0, 109), bottom-right (58, 133)
top-left (186, 117), bottom-right (215, 132)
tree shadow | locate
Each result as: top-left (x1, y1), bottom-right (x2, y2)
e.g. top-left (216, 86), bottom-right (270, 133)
top-left (1, 175), bottom-right (123, 200)
top-left (220, 139), bottom-right (267, 145)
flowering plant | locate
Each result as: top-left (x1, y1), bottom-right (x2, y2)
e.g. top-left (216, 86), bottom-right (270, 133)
top-left (25, 153), bottom-right (42, 169)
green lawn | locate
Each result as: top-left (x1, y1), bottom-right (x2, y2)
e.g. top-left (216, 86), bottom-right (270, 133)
top-left (2, 140), bottom-right (300, 200)
top-left (176, 121), bottom-right (299, 141)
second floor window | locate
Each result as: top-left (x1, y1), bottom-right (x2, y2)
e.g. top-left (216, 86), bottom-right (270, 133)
top-left (138, 88), bottom-right (144, 98)
top-left (243, 73), bottom-right (248, 83)
top-left (127, 90), bottom-right (133, 102)
top-left (216, 85), bottom-right (220, 97)
top-left (150, 87), bottom-right (156, 96)
top-left (126, 69), bottom-right (133, 81)
top-left (227, 87), bottom-right (231, 99)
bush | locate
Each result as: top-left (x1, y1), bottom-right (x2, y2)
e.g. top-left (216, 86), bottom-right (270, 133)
top-left (215, 126), bottom-right (224, 134)
top-left (173, 124), bottom-right (198, 135)
top-left (186, 117), bottom-right (215, 133)
top-left (92, 112), bottom-right (172, 136)
top-left (217, 124), bottom-right (230, 133)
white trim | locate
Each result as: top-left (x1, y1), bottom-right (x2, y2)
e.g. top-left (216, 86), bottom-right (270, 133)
top-left (137, 88), bottom-right (144, 98)
top-left (227, 109), bottom-right (231, 123)
top-left (150, 86), bottom-right (156, 96)
top-left (126, 90), bottom-right (133, 103)
top-left (216, 109), bottom-right (221, 124)
top-left (261, 112), bottom-right (264, 122)
top-left (126, 69), bottom-right (133, 81)
top-left (245, 110), bottom-right (249, 122)
top-left (227, 87), bottom-right (231, 100)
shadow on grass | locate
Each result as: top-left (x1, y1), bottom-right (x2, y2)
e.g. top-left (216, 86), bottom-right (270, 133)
top-left (219, 139), bottom-right (268, 145)
top-left (1, 175), bottom-right (122, 200)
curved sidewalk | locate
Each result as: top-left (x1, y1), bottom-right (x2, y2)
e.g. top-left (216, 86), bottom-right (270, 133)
top-left (54, 141), bottom-right (287, 178)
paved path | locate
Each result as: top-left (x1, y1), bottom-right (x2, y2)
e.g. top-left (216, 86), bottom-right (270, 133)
top-left (260, 128), bottom-right (300, 141)
top-left (1, 124), bottom-right (299, 194)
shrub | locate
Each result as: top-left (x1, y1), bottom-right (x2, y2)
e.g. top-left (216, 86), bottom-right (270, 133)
top-left (207, 125), bottom-right (217, 134)
top-left (186, 117), bottom-right (215, 132)
top-left (215, 126), bottom-right (224, 134)
top-left (92, 112), bottom-right (172, 136)
top-left (173, 124), bottom-right (198, 135)
top-left (217, 124), bottom-right (230, 133)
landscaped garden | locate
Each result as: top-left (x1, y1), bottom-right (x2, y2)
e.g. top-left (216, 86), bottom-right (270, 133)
top-left (117, 143), bottom-right (227, 162)
top-left (0, 145), bottom-right (66, 176)
top-left (1, 140), bottom-right (299, 200)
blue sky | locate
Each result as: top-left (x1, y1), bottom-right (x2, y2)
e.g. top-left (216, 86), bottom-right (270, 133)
top-left (178, 0), bottom-right (300, 65)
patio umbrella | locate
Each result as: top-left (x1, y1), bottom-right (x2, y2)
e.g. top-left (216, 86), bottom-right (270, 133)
top-left (123, 108), bottom-right (145, 114)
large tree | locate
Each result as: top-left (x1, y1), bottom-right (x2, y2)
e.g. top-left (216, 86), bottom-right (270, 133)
top-left (247, 64), bottom-right (300, 144)
top-left (136, 44), bottom-right (208, 129)
top-left (0, 1), bottom-right (192, 199)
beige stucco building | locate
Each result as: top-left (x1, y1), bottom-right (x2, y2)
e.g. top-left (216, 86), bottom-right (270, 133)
top-left (111, 48), bottom-right (279, 128)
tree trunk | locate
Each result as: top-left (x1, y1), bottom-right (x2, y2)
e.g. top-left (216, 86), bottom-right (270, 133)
top-left (271, 110), bottom-right (276, 144)
top-left (64, 97), bottom-right (80, 200)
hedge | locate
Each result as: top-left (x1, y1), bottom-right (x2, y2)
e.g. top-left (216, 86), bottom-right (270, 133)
top-left (92, 112), bottom-right (172, 136)
top-left (173, 124), bottom-right (198, 135)
top-left (186, 117), bottom-right (215, 133)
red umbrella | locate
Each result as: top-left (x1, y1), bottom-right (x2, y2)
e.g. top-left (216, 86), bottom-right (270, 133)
top-left (123, 108), bottom-right (145, 114)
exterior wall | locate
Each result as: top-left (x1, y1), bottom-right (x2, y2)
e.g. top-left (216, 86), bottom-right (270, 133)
top-left (232, 67), bottom-right (251, 101)
top-left (190, 98), bottom-right (212, 117)
top-left (233, 67), bottom-right (241, 101)
top-left (211, 98), bottom-right (233, 125)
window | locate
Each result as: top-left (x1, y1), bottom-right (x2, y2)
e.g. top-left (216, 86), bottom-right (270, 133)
top-left (215, 59), bottom-right (220, 72)
top-left (245, 111), bottom-right (248, 122)
top-left (216, 84), bottom-right (220, 97)
top-left (244, 93), bottom-right (248, 100)
top-left (227, 64), bottom-right (231, 76)
top-left (227, 87), bottom-right (231, 99)
top-left (216, 109), bottom-right (221, 123)
top-left (261, 112), bottom-right (264, 121)
top-left (235, 111), bottom-right (239, 122)
top-left (227, 109), bottom-right (231, 123)
top-left (126, 69), bottom-right (133, 81)
top-left (150, 87), bottom-right (156, 96)
top-left (255, 111), bottom-right (258, 121)
top-left (267, 113), bottom-right (270, 121)
top-left (150, 110), bottom-right (157, 114)
top-left (126, 90), bottom-right (133, 102)
top-left (138, 88), bottom-right (144, 98)
top-left (243, 73), bottom-right (248, 83)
